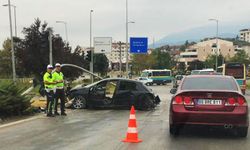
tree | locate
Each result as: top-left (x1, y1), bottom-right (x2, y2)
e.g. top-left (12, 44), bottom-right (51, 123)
top-left (93, 54), bottom-right (109, 76)
top-left (204, 54), bottom-right (224, 69)
top-left (14, 18), bottom-right (87, 80)
top-left (230, 50), bottom-right (250, 65)
top-left (151, 49), bottom-right (172, 69)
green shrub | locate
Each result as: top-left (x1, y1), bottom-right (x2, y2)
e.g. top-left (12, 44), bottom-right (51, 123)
top-left (0, 82), bottom-right (31, 118)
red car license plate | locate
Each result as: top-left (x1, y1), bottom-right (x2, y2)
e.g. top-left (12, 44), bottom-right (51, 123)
top-left (197, 99), bottom-right (222, 105)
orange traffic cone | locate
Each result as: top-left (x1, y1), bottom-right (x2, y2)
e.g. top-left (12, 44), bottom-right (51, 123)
top-left (122, 105), bottom-right (142, 143)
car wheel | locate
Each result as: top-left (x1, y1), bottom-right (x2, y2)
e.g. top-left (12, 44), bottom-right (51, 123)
top-left (237, 127), bottom-right (248, 137)
top-left (170, 124), bottom-right (179, 136)
top-left (73, 96), bottom-right (87, 109)
top-left (145, 83), bottom-right (150, 86)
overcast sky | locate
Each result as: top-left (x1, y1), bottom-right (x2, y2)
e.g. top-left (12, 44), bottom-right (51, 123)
top-left (0, 0), bottom-right (250, 49)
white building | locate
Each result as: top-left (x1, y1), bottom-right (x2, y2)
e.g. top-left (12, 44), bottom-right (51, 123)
top-left (240, 29), bottom-right (250, 42)
top-left (105, 42), bottom-right (132, 70)
top-left (178, 39), bottom-right (236, 65)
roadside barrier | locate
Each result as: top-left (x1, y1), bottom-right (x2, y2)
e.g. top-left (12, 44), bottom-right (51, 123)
top-left (122, 105), bottom-right (142, 143)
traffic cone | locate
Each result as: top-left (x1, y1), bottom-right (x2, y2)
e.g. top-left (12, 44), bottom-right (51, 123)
top-left (122, 105), bottom-right (142, 143)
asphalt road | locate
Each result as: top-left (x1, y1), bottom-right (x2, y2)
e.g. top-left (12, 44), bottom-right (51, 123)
top-left (1, 85), bottom-right (250, 150)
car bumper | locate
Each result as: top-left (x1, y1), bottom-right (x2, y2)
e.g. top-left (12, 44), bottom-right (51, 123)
top-left (170, 105), bottom-right (249, 127)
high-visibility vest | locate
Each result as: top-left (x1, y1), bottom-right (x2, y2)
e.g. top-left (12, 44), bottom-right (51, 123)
top-left (43, 72), bottom-right (55, 89)
top-left (53, 71), bottom-right (64, 87)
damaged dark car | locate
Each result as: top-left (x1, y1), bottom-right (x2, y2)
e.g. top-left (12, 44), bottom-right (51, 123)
top-left (69, 78), bottom-right (160, 110)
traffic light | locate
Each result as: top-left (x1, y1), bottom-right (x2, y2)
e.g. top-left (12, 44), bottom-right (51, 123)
top-left (86, 50), bottom-right (92, 62)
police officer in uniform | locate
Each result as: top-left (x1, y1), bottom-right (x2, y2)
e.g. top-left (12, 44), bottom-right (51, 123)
top-left (53, 63), bottom-right (67, 116)
top-left (43, 65), bottom-right (56, 117)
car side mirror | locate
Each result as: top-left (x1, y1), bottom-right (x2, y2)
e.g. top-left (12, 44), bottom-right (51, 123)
top-left (170, 88), bottom-right (177, 94)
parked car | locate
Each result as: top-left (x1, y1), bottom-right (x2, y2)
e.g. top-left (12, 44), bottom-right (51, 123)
top-left (138, 77), bottom-right (153, 86)
top-left (169, 75), bottom-right (249, 137)
top-left (69, 78), bottom-right (161, 110)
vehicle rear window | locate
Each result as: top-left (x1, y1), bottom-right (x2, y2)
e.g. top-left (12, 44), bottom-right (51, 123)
top-left (181, 77), bottom-right (238, 91)
top-left (225, 68), bottom-right (244, 79)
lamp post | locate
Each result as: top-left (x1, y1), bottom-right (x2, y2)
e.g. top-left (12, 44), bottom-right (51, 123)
top-left (3, 0), bottom-right (16, 82)
top-left (125, 0), bottom-right (135, 77)
top-left (90, 10), bottom-right (94, 83)
top-left (56, 21), bottom-right (68, 44)
top-left (3, 3), bottom-right (17, 37)
top-left (209, 18), bottom-right (219, 71)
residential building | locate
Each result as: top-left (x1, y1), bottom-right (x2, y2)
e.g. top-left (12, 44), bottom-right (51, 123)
top-left (240, 29), bottom-right (250, 42)
top-left (105, 42), bottom-right (132, 71)
top-left (179, 39), bottom-right (236, 65)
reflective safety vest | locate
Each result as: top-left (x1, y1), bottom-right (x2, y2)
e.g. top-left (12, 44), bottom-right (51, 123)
top-left (53, 71), bottom-right (64, 88)
top-left (43, 72), bottom-right (55, 89)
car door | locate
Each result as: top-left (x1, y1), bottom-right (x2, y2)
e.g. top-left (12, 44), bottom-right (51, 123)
top-left (113, 81), bottom-right (137, 107)
top-left (88, 80), bottom-right (107, 106)
top-left (89, 80), bottom-right (118, 106)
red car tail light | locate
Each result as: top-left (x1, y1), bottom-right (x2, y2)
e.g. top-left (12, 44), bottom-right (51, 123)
top-left (237, 97), bottom-right (246, 106)
top-left (225, 96), bottom-right (247, 106)
top-left (173, 96), bottom-right (183, 104)
top-left (183, 97), bottom-right (194, 105)
top-left (228, 97), bottom-right (236, 105)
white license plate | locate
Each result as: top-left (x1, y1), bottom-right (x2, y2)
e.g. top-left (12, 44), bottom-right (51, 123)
top-left (197, 99), bottom-right (222, 105)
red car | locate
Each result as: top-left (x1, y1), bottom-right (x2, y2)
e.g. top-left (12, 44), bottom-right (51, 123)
top-left (169, 75), bottom-right (249, 137)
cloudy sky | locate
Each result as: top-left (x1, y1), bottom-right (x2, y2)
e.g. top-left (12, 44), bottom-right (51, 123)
top-left (0, 0), bottom-right (250, 49)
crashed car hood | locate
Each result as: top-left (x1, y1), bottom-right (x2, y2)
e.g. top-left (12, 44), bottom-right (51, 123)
top-left (70, 85), bottom-right (89, 93)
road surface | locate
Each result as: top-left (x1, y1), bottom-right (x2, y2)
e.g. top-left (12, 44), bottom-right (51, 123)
top-left (0, 85), bottom-right (250, 150)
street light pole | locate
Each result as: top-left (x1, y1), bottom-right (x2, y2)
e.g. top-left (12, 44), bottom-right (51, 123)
top-left (125, 0), bottom-right (128, 78)
top-left (49, 30), bottom-right (53, 65)
top-left (209, 18), bottom-right (219, 71)
top-left (90, 10), bottom-right (94, 83)
top-left (3, 4), bottom-right (17, 37)
top-left (3, 0), bottom-right (16, 82)
top-left (56, 21), bottom-right (68, 44)
top-left (125, 0), bottom-right (135, 78)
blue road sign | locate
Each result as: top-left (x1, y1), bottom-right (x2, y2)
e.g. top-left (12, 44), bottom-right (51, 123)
top-left (130, 37), bottom-right (148, 53)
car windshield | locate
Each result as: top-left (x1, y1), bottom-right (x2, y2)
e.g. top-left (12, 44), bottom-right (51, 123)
top-left (181, 77), bottom-right (238, 91)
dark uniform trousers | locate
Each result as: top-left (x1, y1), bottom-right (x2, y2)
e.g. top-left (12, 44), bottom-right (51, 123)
top-left (55, 89), bottom-right (66, 113)
top-left (46, 90), bottom-right (54, 115)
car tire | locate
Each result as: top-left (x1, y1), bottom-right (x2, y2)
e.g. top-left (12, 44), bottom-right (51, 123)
top-left (73, 95), bottom-right (87, 109)
top-left (237, 127), bottom-right (248, 137)
top-left (170, 124), bottom-right (179, 136)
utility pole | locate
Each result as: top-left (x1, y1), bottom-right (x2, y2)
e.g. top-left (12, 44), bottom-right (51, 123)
top-left (90, 10), bottom-right (94, 83)
top-left (209, 18), bottom-right (219, 71)
top-left (49, 30), bottom-right (53, 65)
top-left (119, 41), bottom-right (122, 77)
top-left (6, 0), bottom-right (16, 82)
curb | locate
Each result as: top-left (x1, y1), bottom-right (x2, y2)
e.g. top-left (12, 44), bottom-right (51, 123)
top-left (0, 115), bottom-right (45, 129)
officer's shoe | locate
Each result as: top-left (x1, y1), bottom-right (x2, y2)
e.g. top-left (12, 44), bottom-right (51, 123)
top-left (61, 112), bottom-right (67, 116)
top-left (47, 113), bottom-right (55, 117)
top-left (54, 112), bottom-right (60, 116)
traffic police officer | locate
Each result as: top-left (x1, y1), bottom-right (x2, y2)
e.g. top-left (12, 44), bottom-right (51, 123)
top-left (43, 64), bottom-right (56, 117)
top-left (53, 63), bottom-right (67, 116)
